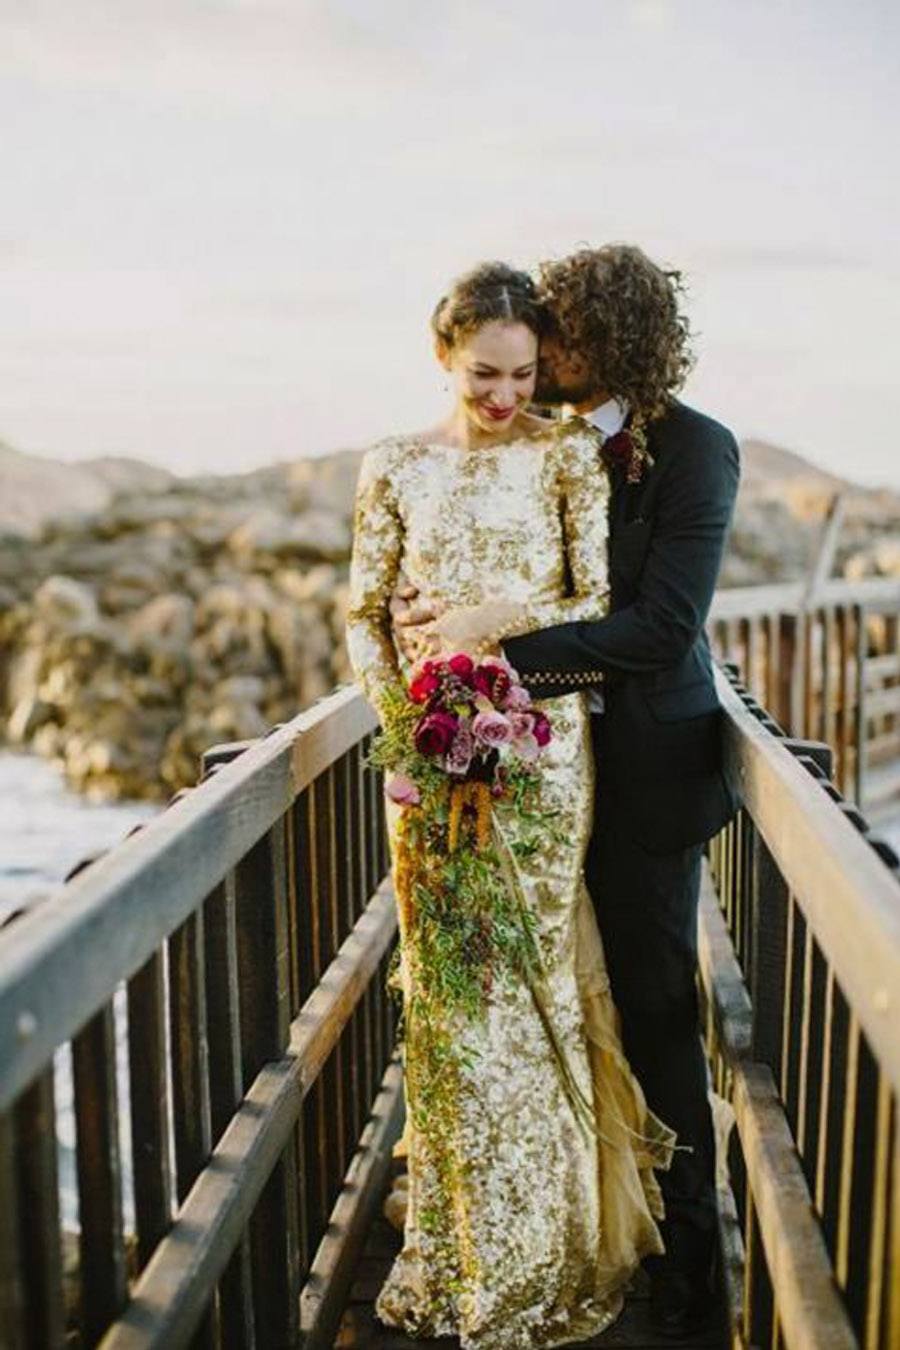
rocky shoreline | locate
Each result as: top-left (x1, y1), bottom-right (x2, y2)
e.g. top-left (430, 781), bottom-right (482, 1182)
top-left (1, 435), bottom-right (897, 803)
top-left (0, 445), bottom-right (359, 800)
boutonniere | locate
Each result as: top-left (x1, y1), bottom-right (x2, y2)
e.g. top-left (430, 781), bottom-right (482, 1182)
top-left (601, 419), bottom-right (654, 485)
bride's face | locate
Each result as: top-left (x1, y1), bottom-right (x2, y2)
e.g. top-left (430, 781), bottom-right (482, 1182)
top-left (446, 320), bottom-right (538, 436)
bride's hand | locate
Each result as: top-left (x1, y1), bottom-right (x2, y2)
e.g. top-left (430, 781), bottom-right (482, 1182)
top-left (419, 599), bottom-right (524, 657)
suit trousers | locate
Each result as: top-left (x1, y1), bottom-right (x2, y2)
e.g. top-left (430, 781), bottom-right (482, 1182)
top-left (586, 717), bottom-right (718, 1275)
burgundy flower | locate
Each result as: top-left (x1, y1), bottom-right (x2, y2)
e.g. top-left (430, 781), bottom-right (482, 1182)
top-left (531, 711), bottom-right (552, 747)
top-left (473, 663), bottom-right (511, 704)
top-left (414, 711), bottom-right (458, 756)
top-left (448, 652), bottom-right (475, 684)
top-left (602, 429), bottom-right (652, 484)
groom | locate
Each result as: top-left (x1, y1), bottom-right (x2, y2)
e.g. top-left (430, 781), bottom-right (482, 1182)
top-left (392, 244), bottom-right (740, 1338)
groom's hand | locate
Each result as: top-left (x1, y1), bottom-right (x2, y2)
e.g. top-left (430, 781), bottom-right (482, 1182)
top-left (390, 571), bottom-right (442, 662)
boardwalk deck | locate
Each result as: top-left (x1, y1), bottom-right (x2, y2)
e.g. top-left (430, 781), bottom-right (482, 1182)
top-left (334, 1167), bottom-right (729, 1350)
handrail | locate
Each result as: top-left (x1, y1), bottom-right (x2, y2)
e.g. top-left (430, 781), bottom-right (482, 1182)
top-left (710, 574), bottom-right (900, 620)
top-left (0, 683), bottom-right (392, 1350)
top-left (716, 669), bottom-right (900, 1090)
top-left (0, 685), bottom-right (376, 1110)
top-left (702, 668), bottom-right (900, 1350)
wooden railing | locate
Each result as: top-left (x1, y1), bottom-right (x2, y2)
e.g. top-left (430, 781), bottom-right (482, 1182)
top-left (0, 687), bottom-right (401, 1350)
top-left (710, 576), bottom-right (900, 820)
top-left (699, 666), bottom-right (900, 1350)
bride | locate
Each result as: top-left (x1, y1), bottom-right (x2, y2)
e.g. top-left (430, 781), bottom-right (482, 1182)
top-left (345, 262), bottom-right (677, 1349)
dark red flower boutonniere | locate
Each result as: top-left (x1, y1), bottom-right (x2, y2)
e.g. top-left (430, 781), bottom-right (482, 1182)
top-left (601, 421), bottom-right (654, 485)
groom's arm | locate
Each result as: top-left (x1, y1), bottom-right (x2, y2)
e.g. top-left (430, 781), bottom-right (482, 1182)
top-left (504, 429), bottom-right (740, 690)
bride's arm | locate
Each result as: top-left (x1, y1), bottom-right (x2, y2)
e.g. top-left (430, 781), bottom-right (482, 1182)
top-left (345, 445), bottom-right (405, 717)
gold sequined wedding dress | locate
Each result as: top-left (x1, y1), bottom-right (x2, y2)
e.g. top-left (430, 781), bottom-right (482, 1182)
top-left (346, 419), bottom-right (677, 1350)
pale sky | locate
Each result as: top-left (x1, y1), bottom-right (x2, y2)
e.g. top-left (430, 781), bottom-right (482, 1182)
top-left (1, 1), bottom-right (899, 485)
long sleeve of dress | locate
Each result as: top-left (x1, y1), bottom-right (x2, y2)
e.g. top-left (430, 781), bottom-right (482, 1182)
top-left (345, 444), bottom-right (405, 718)
top-left (497, 426), bottom-right (611, 643)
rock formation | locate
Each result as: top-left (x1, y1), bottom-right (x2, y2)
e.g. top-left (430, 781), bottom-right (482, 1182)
top-left (1, 435), bottom-right (896, 800)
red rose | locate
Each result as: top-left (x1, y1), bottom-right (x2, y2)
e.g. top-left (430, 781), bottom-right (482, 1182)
top-left (409, 670), bottom-right (441, 703)
top-left (531, 711), bottom-right (552, 747)
top-left (414, 711), bottom-right (459, 756)
top-left (448, 652), bottom-right (475, 684)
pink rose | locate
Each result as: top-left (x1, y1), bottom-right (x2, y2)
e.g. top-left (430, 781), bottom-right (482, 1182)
top-left (414, 711), bottom-right (458, 756)
top-left (503, 683), bottom-right (533, 711)
top-left (445, 722), bottom-right (474, 776)
top-left (508, 711), bottom-right (535, 741)
top-left (472, 710), bottom-right (513, 748)
top-left (385, 773), bottom-right (421, 805)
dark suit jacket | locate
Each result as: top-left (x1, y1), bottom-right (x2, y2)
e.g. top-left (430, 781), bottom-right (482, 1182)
top-left (504, 400), bottom-right (741, 854)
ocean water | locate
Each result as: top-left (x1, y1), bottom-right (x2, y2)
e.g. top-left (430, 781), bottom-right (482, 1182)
top-left (0, 748), bottom-right (159, 1231)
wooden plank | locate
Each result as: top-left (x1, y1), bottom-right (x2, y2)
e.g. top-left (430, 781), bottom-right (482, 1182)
top-left (202, 878), bottom-right (255, 1349)
top-left (290, 690), bottom-right (378, 797)
top-left (127, 951), bottom-right (173, 1270)
top-left (0, 685), bottom-right (375, 1112)
top-left (0, 1110), bottom-right (26, 1348)
top-left (14, 1070), bottom-right (66, 1348)
top-left (168, 912), bottom-right (212, 1204)
top-left (801, 494), bottom-right (845, 610)
top-left (697, 867), bottom-right (753, 1062)
top-left (299, 1057), bottom-right (405, 1350)
top-left (235, 818), bottom-right (300, 1349)
top-left (97, 883), bottom-right (397, 1349)
top-left (717, 668), bottom-right (900, 1094)
top-left (711, 576), bottom-right (900, 624)
top-left (731, 1062), bottom-right (857, 1350)
top-left (72, 1002), bottom-right (128, 1346)
top-left (749, 834), bottom-right (789, 1081)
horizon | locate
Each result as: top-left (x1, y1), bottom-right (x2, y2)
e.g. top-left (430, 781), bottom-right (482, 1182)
top-left (2, 2), bottom-right (898, 488)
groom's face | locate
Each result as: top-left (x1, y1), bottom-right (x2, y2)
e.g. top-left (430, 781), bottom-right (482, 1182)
top-left (535, 333), bottom-right (606, 410)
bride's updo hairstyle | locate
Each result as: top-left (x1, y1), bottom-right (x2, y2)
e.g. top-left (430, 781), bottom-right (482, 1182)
top-left (431, 261), bottom-right (548, 353)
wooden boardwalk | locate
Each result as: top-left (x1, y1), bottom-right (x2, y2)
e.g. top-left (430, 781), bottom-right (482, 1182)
top-left (335, 1167), bottom-right (728, 1350)
top-left (2, 575), bottom-right (898, 1349)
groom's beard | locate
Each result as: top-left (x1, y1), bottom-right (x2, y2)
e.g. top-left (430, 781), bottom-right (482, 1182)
top-left (534, 371), bottom-right (599, 407)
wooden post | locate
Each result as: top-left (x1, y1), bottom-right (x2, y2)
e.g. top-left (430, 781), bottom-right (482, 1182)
top-left (12, 1072), bottom-right (65, 1349)
top-left (127, 950), bottom-right (173, 1270)
top-left (854, 603), bottom-right (868, 811)
top-left (235, 820), bottom-right (302, 1349)
top-left (72, 1002), bottom-right (128, 1346)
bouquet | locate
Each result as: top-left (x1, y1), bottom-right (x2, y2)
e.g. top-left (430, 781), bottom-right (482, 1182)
top-left (369, 653), bottom-right (597, 1158)
top-left (381, 653), bottom-right (554, 852)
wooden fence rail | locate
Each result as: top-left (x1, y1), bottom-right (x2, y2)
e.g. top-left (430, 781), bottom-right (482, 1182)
top-left (709, 576), bottom-right (900, 820)
top-left (0, 686), bottom-right (401, 1349)
top-left (699, 666), bottom-right (900, 1350)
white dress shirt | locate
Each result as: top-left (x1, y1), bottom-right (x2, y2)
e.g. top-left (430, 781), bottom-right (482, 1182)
top-left (581, 399), bottom-right (629, 714)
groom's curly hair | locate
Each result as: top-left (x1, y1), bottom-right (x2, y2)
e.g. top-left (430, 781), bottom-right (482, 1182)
top-left (539, 245), bottom-right (695, 420)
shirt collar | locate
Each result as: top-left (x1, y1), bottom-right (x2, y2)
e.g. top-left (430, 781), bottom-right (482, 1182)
top-left (584, 397), bottom-right (629, 437)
